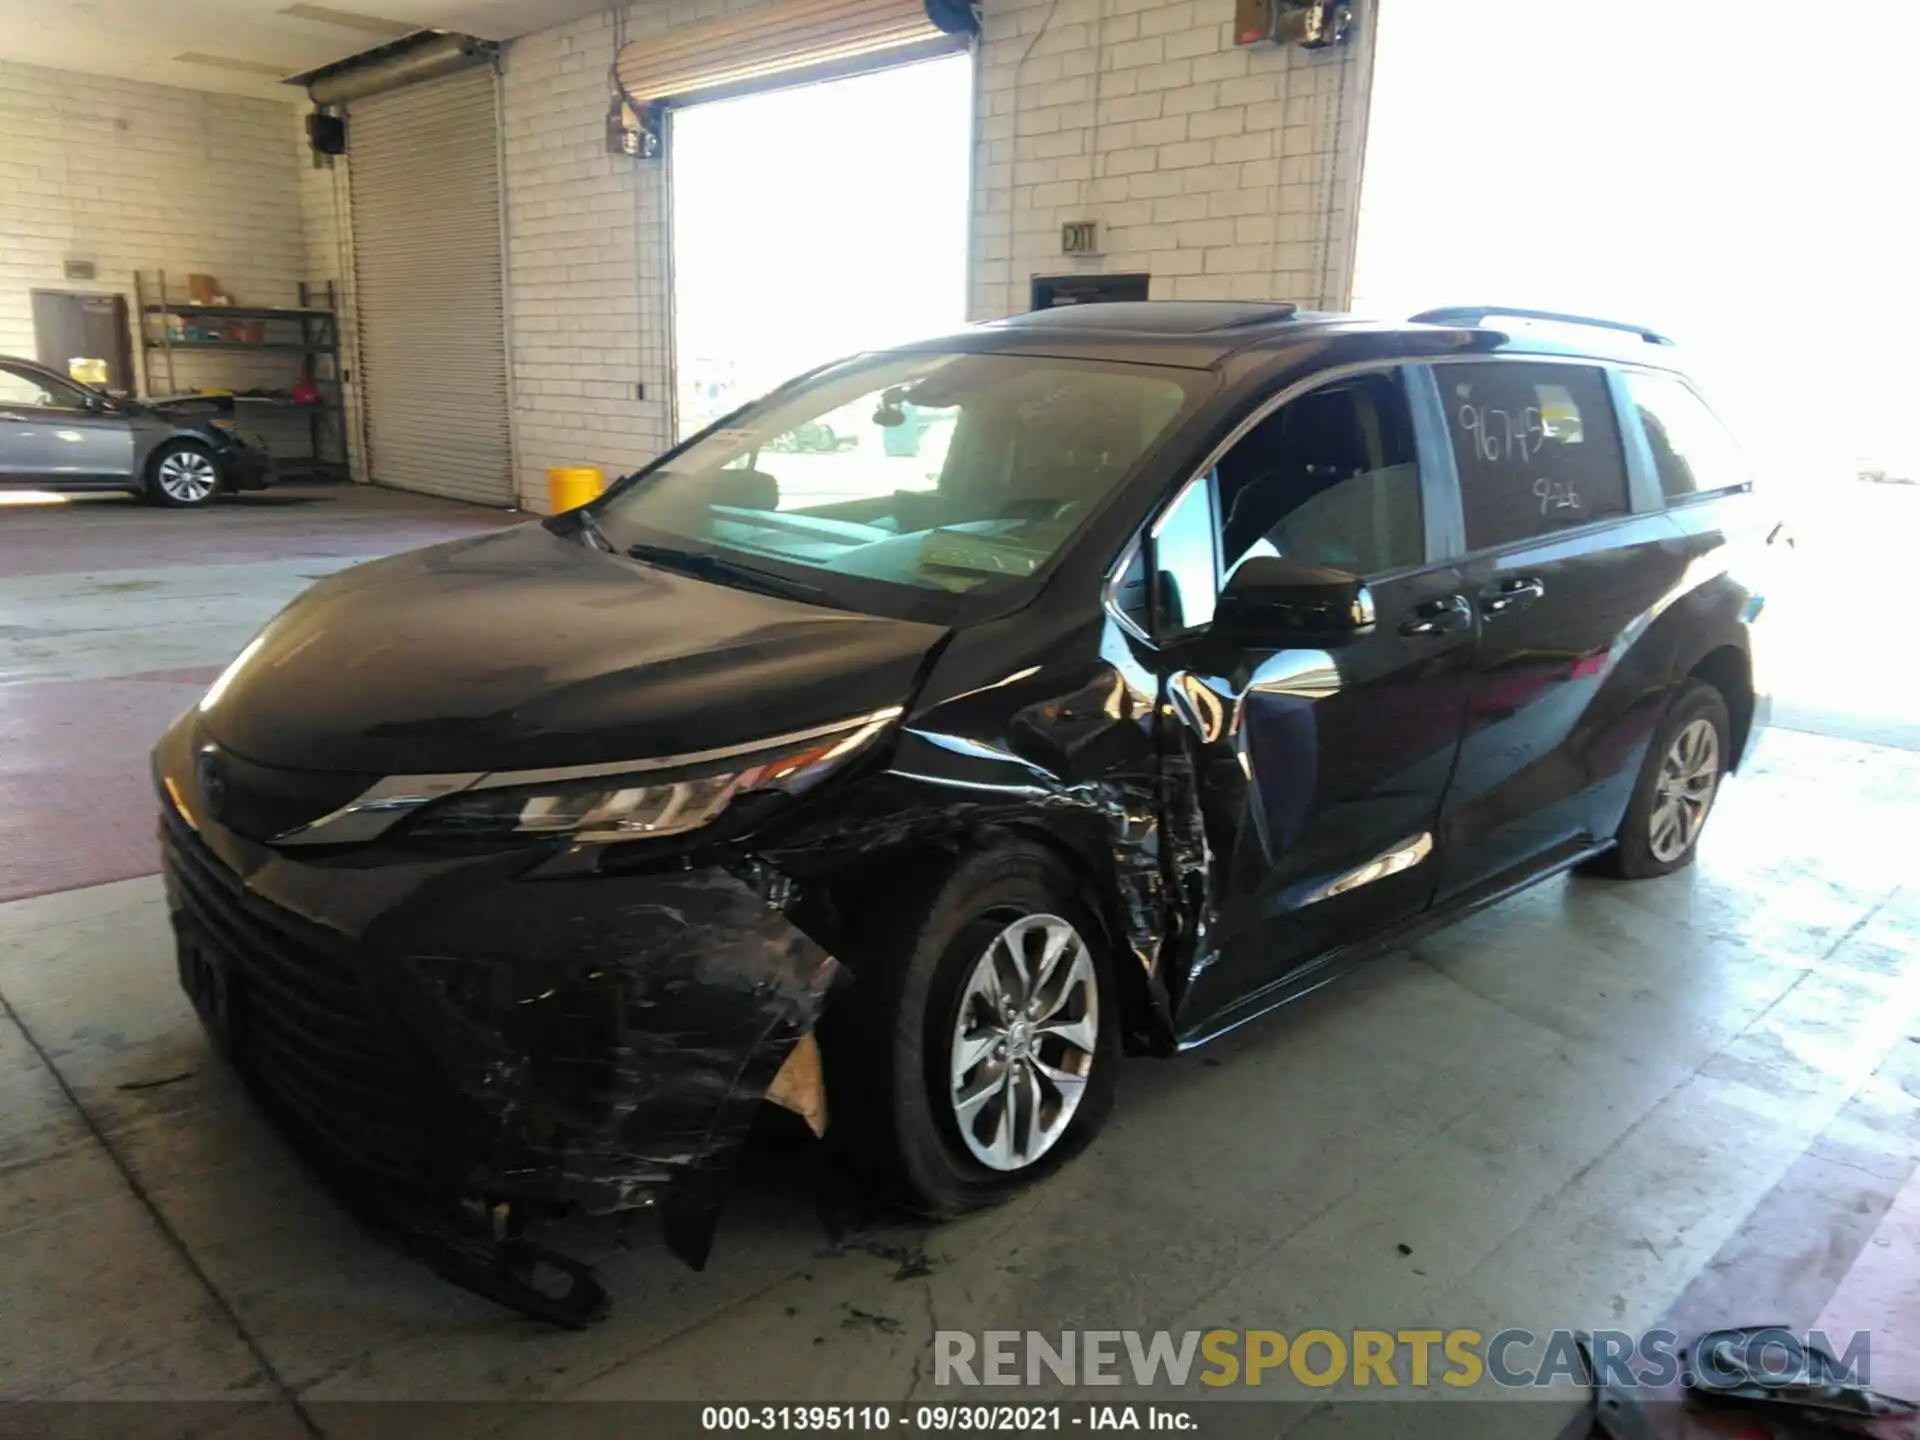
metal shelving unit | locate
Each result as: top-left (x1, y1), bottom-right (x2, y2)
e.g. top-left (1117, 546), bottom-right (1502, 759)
top-left (133, 270), bottom-right (351, 482)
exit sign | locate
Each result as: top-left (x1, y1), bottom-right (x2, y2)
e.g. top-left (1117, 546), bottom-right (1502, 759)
top-left (1061, 220), bottom-right (1101, 256)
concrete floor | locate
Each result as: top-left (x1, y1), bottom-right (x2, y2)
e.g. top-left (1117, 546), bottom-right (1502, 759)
top-left (1, 485), bottom-right (1916, 1437)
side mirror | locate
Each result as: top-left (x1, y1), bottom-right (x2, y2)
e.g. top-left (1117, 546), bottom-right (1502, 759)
top-left (1217, 555), bottom-right (1375, 645)
top-left (710, 466), bottom-right (778, 511)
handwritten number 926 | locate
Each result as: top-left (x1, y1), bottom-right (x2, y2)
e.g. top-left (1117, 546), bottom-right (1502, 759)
top-left (1532, 477), bottom-right (1581, 515)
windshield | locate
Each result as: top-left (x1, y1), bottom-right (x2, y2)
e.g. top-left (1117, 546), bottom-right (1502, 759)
top-left (597, 351), bottom-right (1202, 619)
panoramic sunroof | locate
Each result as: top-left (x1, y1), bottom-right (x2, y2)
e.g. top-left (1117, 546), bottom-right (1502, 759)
top-left (993, 301), bottom-right (1300, 335)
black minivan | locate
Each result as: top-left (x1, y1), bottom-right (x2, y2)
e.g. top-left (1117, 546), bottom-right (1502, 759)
top-left (154, 302), bottom-right (1774, 1320)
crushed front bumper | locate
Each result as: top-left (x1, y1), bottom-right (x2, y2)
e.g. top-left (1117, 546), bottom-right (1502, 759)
top-left (157, 784), bottom-right (837, 1323)
top-left (218, 438), bottom-right (275, 491)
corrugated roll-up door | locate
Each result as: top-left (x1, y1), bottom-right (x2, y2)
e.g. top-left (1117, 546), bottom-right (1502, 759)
top-left (616, 0), bottom-right (957, 105)
top-left (347, 68), bottom-right (513, 505)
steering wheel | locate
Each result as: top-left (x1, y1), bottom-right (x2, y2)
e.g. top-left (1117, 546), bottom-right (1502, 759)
top-left (1001, 497), bottom-right (1082, 523)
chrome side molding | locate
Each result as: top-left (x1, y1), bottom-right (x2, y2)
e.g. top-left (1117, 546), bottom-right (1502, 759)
top-left (1301, 831), bottom-right (1434, 906)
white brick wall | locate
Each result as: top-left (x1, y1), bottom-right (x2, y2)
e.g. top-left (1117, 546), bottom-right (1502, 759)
top-left (500, 0), bottom-right (789, 512)
top-left (0, 60), bottom-right (308, 398)
top-left (487, 0), bottom-right (1370, 509)
top-left (2, 7), bottom-right (1371, 508)
top-left (501, 10), bottom-right (668, 512)
top-left (970, 0), bottom-right (1369, 316)
top-left (494, 6), bottom-right (1351, 507)
top-left (170, 0), bottom-right (1365, 510)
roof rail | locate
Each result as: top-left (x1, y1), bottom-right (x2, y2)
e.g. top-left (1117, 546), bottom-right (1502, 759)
top-left (1408, 306), bottom-right (1674, 346)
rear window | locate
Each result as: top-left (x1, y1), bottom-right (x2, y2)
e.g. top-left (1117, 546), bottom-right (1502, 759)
top-left (1443, 362), bottom-right (1630, 550)
top-left (1624, 370), bottom-right (1750, 503)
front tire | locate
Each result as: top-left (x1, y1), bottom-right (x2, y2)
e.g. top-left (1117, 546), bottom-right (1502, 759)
top-left (845, 843), bottom-right (1119, 1217)
top-left (1586, 678), bottom-right (1730, 879)
top-left (148, 441), bottom-right (222, 507)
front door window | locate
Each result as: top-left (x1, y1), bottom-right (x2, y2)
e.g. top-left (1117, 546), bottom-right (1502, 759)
top-left (1216, 370), bottom-right (1426, 579)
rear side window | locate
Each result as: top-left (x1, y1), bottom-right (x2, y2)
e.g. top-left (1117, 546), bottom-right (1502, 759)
top-left (1443, 362), bottom-right (1629, 549)
top-left (1624, 371), bottom-right (1750, 502)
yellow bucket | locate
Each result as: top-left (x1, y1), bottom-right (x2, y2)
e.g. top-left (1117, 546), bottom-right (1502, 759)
top-left (547, 465), bottom-right (605, 513)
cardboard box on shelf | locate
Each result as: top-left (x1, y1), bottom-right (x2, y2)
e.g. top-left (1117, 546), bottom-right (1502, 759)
top-left (186, 274), bottom-right (220, 304)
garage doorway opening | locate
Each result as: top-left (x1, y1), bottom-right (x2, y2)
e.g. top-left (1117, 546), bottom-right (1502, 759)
top-left (1351, 0), bottom-right (1920, 750)
top-left (1353, 0), bottom-right (1920, 492)
top-left (668, 52), bottom-right (972, 440)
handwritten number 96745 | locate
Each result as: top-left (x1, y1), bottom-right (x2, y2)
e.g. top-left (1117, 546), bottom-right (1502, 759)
top-left (1458, 404), bottom-right (1546, 464)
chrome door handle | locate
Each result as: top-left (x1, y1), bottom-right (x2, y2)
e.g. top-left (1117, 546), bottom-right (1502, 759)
top-left (1481, 576), bottom-right (1545, 616)
top-left (1399, 594), bottom-right (1472, 636)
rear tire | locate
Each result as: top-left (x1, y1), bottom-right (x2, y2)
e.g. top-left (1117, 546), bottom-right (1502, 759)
top-left (837, 843), bottom-right (1119, 1218)
top-left (1584, 679), bottom-right (1730, 879)
top-left (147, 440), bottom-right (222, 508)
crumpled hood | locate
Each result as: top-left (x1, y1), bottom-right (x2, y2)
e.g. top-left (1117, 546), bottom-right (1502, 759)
top-left (199, 522), bottom-right (946, 775)
top-left (144, 393), bottom-right (233, 418)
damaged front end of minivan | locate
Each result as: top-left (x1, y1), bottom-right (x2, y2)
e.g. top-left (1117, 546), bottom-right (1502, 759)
top-left (152, 615), bottom-right (1200, 1326)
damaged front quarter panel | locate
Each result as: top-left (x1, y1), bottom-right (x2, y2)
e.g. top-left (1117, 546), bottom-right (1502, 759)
top-left (757, 611), bottom-right (1196, 1058)
top-left (395, 608), bottom-right (1207, 1301)
top-left (155, 606), bottom-right (1206, 1324)
top-left (155, 705), bottom-right (847, 1321)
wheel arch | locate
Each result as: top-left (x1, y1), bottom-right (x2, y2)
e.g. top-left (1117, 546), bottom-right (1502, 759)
top-left (1685, 643), bottom-right (1754, 771)
top-left (127, 422), bottom-right (171, 494)
top-left (987, 819), bottom-right (1176, 1058)
top-left (799, 820), bottom-right (1175, 1058)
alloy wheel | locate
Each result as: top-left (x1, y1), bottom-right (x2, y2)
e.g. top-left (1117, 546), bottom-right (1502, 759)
top-left (1649, 716), bottom-right (1721, 863)
top-left (947, 913), bottom-right (1099, 1172)
top-left (157, 450), bottom-right (218, 503)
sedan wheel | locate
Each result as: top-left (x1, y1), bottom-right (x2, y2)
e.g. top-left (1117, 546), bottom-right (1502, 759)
top-left (155, 448), bottom-right (219, 505)
top-left (947, 912), bottom-right (1099, 1172)
top-left (1648, 716), bottom-right (1721, 863)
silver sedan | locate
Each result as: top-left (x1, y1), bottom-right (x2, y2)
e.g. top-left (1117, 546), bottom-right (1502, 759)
top-left (0, 354), bottom-right (275, 508)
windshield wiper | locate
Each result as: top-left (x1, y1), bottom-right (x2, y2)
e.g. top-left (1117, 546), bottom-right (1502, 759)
top-left (625, 542), bottom-right (836, 606)
top-left (574, 506), bottom-right (614, 552)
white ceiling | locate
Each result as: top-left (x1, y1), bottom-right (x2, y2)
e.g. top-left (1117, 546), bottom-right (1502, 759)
top-left (0, 0), bottom-right (617, 99)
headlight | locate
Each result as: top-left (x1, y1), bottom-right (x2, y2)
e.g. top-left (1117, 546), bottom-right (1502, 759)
top-left (403, 710), bottom-right (898, 846)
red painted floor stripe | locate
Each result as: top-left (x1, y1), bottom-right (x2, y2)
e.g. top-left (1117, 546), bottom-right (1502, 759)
top-left (0, 677), bottom-right (204, 902)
